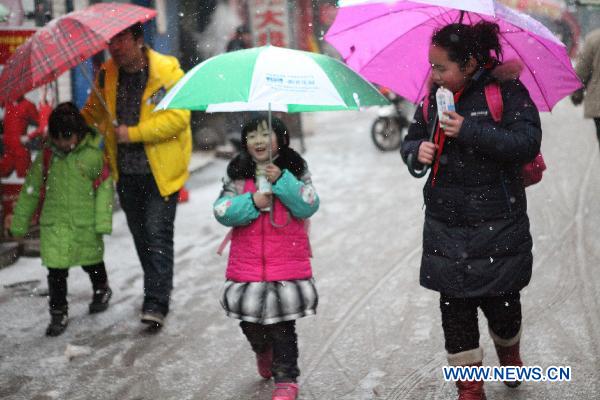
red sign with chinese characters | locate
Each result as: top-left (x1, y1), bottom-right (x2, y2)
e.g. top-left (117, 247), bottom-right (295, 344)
top-left (249, 0), bottom-right (291, 47)
top-left (0, 29), bottom-right (36, 65)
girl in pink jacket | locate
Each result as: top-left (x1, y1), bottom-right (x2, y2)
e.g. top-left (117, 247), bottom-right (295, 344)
top-left (214, 116), bottom-right (319, 400)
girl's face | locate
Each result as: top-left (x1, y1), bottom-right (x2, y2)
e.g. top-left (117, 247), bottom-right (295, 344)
top-left (429, 44), bottom-right (477, 93)
top-left (246, 120), bottom-right (279, 162)
top-left (52, 133), bottom-right (79, 153)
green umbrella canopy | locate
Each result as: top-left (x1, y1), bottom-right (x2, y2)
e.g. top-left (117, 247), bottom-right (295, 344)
top-left (156, 45), bottom-right (389, 113)
top-left (0, 5), bottom-right (9, 22)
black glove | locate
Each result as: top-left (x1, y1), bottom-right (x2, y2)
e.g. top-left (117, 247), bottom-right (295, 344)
top-left (571, 88), bottom-right (584, 106)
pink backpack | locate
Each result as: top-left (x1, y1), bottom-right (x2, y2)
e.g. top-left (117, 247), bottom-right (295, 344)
top-left (423, 83), bottom-right (545, 187)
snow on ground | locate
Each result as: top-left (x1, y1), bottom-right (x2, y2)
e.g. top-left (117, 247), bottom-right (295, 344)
top-left (1, 101), bottom-right (599, 399)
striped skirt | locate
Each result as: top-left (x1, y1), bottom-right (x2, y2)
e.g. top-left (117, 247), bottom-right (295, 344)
top-left (221, 279), bottom-right (318, 325)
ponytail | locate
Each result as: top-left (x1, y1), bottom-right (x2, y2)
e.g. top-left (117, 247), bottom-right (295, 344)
top-left (472, 21), bottom-right (502, 65)
top-left (431, 21), bottom-right (502, 69)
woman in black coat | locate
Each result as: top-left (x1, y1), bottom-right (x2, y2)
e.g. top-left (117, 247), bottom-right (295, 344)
top-left (401, 21), bottom-right (541, 400)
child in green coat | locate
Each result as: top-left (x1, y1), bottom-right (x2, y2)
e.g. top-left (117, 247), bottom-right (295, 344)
top-left (10, 102), bottom-right (114, 337)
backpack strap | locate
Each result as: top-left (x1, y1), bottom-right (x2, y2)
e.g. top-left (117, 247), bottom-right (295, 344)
top-left (93, 159), bottom-right (111, 190)
top-left (422, 94), bottom-right (430, 122)
top-left (217, 228), bottom-right (233, 256)
top-left (484, 82), bottom-right (503, 123)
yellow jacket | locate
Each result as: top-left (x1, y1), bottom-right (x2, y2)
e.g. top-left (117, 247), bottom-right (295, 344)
top-left (81, 48), bottom-right (192, 197)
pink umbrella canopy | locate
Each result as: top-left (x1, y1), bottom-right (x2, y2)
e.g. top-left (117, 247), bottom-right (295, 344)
top-left (325, 0), bottom-right (582, 111)
top-left (0, 2), bottom-right (156, 105)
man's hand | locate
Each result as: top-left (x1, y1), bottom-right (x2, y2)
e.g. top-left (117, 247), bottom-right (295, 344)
top-left (252, 192), bottom-right (272, 209)
top-left (441, 111), bottom-right (464, 138)
top-left (265, 164), bottom-right (282, 183)
top-left (115, 125), bottom-right (130, 143)
top-left (417, 141), bottom-right (437, 165)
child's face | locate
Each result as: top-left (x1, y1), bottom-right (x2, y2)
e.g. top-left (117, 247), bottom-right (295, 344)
top-left (429, 44), bottom-right (476, 93)
top-left (52, 134), bottom-right (79, 153)
top-left (246, 120), bottom-right (279, 162)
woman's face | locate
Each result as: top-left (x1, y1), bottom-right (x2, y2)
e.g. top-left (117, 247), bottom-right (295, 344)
top-left (429, 44), bottom-right (476, 93)
top-left (246, 120), bottom-right (279, 162)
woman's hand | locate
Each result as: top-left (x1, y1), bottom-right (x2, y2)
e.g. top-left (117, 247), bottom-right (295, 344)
top-left (252, 192), bottom-right (272, 209)
top-left (417, 141), bottom-right (437, 165)
top-left (441, 111), bottom-right (464, 138)
top-left (265, 164), bottom-right (282, 183)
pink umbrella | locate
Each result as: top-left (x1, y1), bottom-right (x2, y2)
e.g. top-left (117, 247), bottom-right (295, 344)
top-left (0, 2), bottom-right (156, 105)
top-left (325, 0), bottom-right (582, 111)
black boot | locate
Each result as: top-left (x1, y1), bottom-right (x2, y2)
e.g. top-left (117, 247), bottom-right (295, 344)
top-left (89, 286), bottom-right (112, 314)
top-left (46, 307), bottom-right (68, 337)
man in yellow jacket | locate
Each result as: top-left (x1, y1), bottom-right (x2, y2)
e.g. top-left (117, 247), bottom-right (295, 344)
top-left (82, 23), bottom-right (191, 329)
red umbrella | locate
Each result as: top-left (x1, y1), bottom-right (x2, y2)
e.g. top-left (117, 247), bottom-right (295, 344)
top-left (0, 2), bottom-right (156, 105)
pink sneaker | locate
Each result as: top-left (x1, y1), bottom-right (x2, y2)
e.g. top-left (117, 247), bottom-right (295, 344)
top-left (256, 348), bottom-right (273, 379)
top-left (272, 383), bottom-right (299, 400)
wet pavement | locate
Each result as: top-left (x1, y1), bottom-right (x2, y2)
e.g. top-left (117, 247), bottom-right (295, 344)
top-left (0, 99), bottom-right (599, 399)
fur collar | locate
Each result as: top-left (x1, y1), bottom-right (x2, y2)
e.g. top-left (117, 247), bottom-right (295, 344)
top-left (490, 59), bottom-right (523, 82)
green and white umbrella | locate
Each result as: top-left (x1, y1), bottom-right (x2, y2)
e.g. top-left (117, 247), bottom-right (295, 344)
top-left (155, 45), bottom-right (389, 113)
top-left (157, 45), bottom-right (388, 227)
top-left (0, 4), bottom-right (9, 22)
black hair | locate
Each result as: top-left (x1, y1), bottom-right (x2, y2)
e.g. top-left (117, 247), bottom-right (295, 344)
top-left (48, 102), bottom-right (92, 141)
top-left (240, 115), bottom-right (290, 149)
top-left (432, 21), bottom-right (502, 69)
top-left (128, 23), bottom-right (144, 40)
top-left (227, 115), bottom-right (307, 180)
top-left (236, 25), bottom-right (250, 35)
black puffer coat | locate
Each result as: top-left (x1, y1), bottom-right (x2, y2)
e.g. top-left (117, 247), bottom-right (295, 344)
top-left (401, 68), bottom-right (542, 298)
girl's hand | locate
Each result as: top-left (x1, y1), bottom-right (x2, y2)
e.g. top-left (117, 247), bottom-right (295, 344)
top-left (265, 164), bottom-right (282, 183)
top-left (417, 141), bottom-right (437, 165)
top-left (253, 192), bottom-right (272, 209)
top-left (442, 111), bottom-right (464, 138)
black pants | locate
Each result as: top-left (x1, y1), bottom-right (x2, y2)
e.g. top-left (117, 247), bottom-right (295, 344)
top-left (440, 292), bottom-right (522, 354)
top-left (117, 174), bottom-right (178, 316)
top-left (48, 262), bottom-right (108, 311)
top-left (240, 320), bottom-right (299, 382)
top-left (594, 118), bottom-right (600, 150)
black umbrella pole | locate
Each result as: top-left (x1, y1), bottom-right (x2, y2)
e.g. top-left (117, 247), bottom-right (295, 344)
top-left (407, 114), bottom-right (438, 178)
top-left (80, 64), bottom-right (118, 127)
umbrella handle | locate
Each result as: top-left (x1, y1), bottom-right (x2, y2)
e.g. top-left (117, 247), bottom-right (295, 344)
top-left (406, 112), bottom-right (438, 179)
top-left (407, 153), bottom-right (429, 178)
top-left (269, 206), bottom-right (291, 228)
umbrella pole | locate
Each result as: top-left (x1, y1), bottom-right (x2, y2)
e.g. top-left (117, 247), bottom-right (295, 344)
top-left (80, 63), bottom-right (118, 127)
top-left (407, 113), bottom-right (438, 178)
top-left (268, 102), bottom-right (273, 163)
top-left (267, 101), bottom-right (290, 228)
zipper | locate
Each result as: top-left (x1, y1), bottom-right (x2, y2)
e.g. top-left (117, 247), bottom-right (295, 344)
top-left (500, 171), bottom-right (512, 213)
